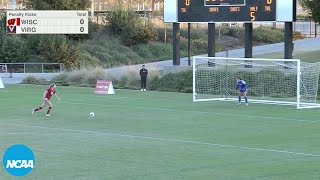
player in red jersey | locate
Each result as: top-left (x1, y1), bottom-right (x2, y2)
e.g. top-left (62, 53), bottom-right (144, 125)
top-left (32, 83), bottom-right (60, 117)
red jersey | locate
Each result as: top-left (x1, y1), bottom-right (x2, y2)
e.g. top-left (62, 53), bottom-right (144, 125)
top-left (45, 88), bottom-right (55, 100)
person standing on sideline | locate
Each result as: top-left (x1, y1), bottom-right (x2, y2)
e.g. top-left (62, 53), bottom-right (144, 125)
top-left (140, 65), bottom-right (148, 91)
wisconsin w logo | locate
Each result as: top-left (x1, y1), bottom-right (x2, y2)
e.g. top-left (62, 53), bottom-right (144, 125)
top-left (6, 18), bottom-right (20, 34)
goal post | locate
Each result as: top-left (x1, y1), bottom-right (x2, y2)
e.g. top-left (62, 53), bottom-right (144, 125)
top-left (193, 56), bottom-right (320, 109)
top-left (0, 76), bottom-right (4, 89)
top-left (0, 64), bottom-right (6, 89)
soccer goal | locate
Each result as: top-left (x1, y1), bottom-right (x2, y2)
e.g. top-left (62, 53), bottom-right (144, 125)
top-left (193, 56), bottom-right (320, 109)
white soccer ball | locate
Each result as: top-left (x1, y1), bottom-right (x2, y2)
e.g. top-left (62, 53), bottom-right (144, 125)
top-left (90, 112), bottom-right (95, 117)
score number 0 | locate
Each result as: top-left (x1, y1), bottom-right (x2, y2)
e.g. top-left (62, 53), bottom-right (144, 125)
top-left (250, 0), bottom-right (272, 21)
top-left (80, 19), bottom-right (85, 32)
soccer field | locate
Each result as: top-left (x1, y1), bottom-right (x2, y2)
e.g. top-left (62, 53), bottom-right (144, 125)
top-left (1, 84), bottom-right (320, 179)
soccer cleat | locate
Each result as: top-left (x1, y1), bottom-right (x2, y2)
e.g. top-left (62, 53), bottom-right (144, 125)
top-left (141, 89), bottom-right (144, 91)
top-left (46, 114), bottom-right (51, 117)
top-left (246, 103), bottom-right (248, 106)
top-left (32, 109), bottom-right (34, 115)
top-left (144, 89), bottom-right (146, 91)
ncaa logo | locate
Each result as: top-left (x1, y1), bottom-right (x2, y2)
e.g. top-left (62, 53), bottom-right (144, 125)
top-left (3, 144), bottom-right (35, 176)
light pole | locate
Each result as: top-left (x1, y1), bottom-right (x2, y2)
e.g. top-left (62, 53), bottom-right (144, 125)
top-left (91, 0), bottom-right (94, 22)
top-left (144, 0), bottom-right (146, 19)
top-left (10, 0), bottom-right (16, 9)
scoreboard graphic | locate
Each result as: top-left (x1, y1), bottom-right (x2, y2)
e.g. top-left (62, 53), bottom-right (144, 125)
top-left (164, 0), bottom-right (296, 23)
top-left (6, 11), bottom-right (88, 34)
top-left (179, 0), bottom-right (276, 22)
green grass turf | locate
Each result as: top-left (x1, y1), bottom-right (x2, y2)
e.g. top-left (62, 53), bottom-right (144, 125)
top-left (255, 50), bottom-right (320, 62)
top-left (1, 84), bottom-right (320, 179)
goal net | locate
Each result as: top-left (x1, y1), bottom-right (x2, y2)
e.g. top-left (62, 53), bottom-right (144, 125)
top-left (193, 57), bottom-right (320, 109)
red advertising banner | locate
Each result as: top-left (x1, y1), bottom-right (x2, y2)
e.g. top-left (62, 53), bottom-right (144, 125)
top-left (94, 80), bottom-right (115, 94)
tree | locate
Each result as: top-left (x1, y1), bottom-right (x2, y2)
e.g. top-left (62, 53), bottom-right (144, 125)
top-left (299, 0), bottom-right (320, 23)
top-left (26, 0), bottom-right (91, 10)
top-left (105, 5), bottom-right (157, 46)
top-left (0, 13), bottom-right (5, 30)
top-left (0, 14), bottom-right (6, 51)
top-left (36, 35), bottom-right (79, 69)
top-left (1, 36), bottom-right (29, 63)
top-left (1, 36), bottom-right (29, 76)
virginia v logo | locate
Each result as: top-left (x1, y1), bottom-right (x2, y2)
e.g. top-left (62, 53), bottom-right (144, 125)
top-left (3, 144), bottom-right (35, 176)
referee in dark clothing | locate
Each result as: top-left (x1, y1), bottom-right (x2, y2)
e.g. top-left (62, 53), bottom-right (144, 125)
top-left (140, 65), bottom-right (148, 91)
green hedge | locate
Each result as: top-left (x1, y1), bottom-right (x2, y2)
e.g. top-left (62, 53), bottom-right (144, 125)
top-left (156, 26), bottom-right (304, 44)
top-left (253, 27), bottom-right (283, 43)
top-left (150, 70), bottom-right (193, 93)
top-left (48, 68), bottom-right (115, 87)
top-left (21, 76), bottom-right (49, 85)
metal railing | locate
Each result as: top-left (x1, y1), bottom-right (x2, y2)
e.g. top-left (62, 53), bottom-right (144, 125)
top-left (0, 63), bottom-right (64, 75)
top-left (175, 20), bottom-right (320, 38)
top-left (252, 21), bottom-right (319, 38)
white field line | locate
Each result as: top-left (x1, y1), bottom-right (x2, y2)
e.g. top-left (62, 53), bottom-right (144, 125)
top-left (2, 132), bottom-right (35, 135)
top-left (0, 121), bottom-right (319, 157)
top-left (60, 100), bottom-right (319, 123)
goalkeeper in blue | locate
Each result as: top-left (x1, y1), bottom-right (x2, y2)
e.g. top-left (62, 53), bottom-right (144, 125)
top-left (236, 77), bottom-right (248, 106)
